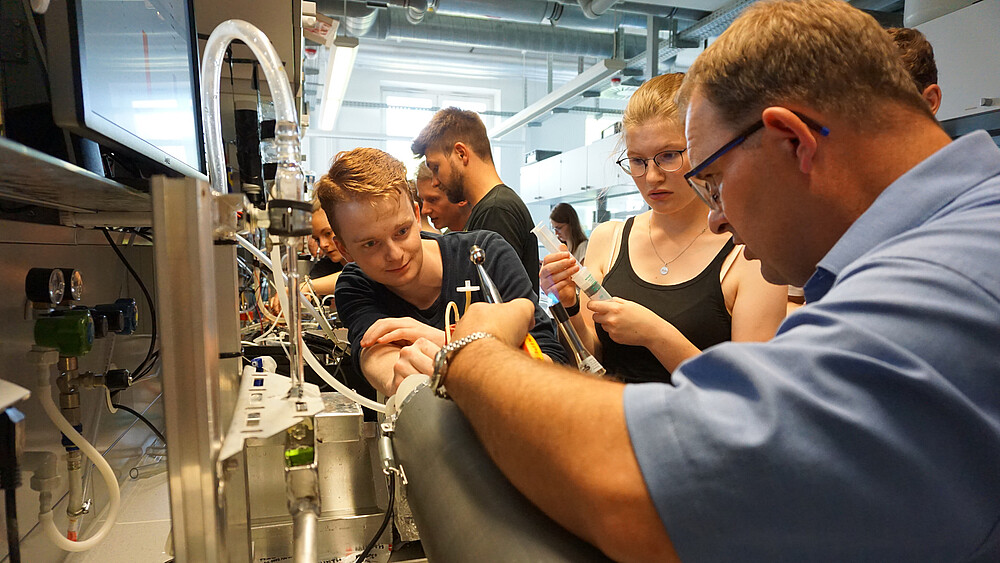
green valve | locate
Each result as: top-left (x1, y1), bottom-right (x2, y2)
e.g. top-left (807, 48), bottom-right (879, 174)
top-left (284, 446), bottom-right (315, 468)
top-left (34, 311), bottom-right (94, 357)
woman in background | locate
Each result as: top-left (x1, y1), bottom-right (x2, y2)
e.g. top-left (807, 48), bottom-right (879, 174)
top-left (540, 73), bottom-right (787, 384)
top-left (550, 202), bottom-right (589, 264)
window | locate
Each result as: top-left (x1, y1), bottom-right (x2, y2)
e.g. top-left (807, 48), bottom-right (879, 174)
top-left (382, 87), bottom-right (500, 178)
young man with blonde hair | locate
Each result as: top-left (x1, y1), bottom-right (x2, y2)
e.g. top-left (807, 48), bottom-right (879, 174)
top-left (315, 147), bottom-right (564, 396)
top-left (414, 1), bottom-right (1000, 561)
top-left (414, 161), bottom-right (471, 232)
top-left (412, 107), bottom-right (540, 294)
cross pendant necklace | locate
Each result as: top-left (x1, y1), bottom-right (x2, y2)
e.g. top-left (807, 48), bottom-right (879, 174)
top-left (648, 219), bottom-right (708, 276)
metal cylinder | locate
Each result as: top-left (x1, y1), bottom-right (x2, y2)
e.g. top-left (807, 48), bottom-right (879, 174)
top-left (292, 503), bottom-right (319, 563)
top-left (392, 385), bottom-right (610, 562)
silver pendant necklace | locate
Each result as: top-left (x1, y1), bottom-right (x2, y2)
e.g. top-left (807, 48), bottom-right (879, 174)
top-left (647, 219), bottom-right (707, 275)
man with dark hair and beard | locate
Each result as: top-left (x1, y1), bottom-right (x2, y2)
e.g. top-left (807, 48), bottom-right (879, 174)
top-left (412, 107), bottom-right (540, 295)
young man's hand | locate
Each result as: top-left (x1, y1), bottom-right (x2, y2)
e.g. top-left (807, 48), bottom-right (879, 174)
top-left (360, 317), bottom-right (447, 348)
top-left (392, 337), bottom-right (440, 386)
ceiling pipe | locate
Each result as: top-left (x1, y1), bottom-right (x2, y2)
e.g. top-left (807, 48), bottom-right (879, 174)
top-left (578, 0), bottom-right (620, 19)
top-left (366, 8), bottom-right (647, 59)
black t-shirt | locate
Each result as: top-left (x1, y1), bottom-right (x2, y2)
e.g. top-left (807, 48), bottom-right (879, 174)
top-left (309, 257), bottom-right (343, 279)
top-left (334, 230), bottom-right (566, 378)
top-left (465, 184), bottom-right (540, 296)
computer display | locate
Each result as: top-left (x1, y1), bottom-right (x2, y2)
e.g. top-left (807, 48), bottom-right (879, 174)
top-left (48, 0), bottom-right (205, 179)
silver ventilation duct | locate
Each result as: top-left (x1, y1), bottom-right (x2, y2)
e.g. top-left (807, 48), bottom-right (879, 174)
top-left (368, 8), bottom-right (647, 59)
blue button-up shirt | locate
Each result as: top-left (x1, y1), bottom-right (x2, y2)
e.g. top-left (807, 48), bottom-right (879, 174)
top-left (625, 131), bottom-right (1000, 562)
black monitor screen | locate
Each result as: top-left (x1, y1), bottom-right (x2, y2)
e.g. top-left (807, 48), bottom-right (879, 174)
top-left (51, 0), bottom-right (205, 178)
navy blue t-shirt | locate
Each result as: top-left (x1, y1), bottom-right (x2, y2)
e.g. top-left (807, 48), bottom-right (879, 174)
top-left (335, 230), bottom-right (566, 378)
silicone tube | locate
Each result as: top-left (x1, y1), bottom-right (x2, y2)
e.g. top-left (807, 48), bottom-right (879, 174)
top-left (30, 348), bottom-right (121, 552)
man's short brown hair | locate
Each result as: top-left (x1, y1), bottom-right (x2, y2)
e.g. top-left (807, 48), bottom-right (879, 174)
top-left (411, 107), bottom-right (494, 162)
top-left (314, 147), bottom-right (410, 236)
top-left (679, 0), bottom-right (933, 129)
top-left (887, 27), bottom-right (938, 93)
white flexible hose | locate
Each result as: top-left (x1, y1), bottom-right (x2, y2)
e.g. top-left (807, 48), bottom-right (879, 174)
top-left (269, 247), bottom-right (386, 414)
top-left (235, 234), bottom-right (336, 337)
top-left (30, 349), bottom-right (121, 552)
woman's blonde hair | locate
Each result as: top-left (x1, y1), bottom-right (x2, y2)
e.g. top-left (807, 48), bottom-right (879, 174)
top-left (622, 73), bottom-right (686, 131)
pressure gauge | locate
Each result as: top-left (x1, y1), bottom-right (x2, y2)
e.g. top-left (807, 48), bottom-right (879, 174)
top-left (60, 269), bottom-right (84, 302)
top-left (25, 268), bottom-right (66, 305)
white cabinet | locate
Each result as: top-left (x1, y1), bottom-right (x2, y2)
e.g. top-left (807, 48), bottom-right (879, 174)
top-left (918, 0), bottom-right (1000, 121)
top-left (560, 148), bottom-right (588, 195)
top-left (517, 135), bottom-right (633, 203)
top-left (587, 135), bottom-right (629, 193)
top-left (534, 156), bottom-right (561, 201)
top-left (519, 163), bottom-right (540, 202)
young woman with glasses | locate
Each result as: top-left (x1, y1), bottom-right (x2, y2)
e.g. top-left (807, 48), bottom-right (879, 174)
top-left (540, 73), bottom-right (787, 384)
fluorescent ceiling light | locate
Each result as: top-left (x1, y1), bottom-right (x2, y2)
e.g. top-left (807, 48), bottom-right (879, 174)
top-left (488, 58), bottom-right (626, 139)
top-left (317, 36), bottom-right (359, 131)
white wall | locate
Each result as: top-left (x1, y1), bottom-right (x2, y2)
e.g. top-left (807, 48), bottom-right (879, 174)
top-left (303, 63), bottom-right (624, 191)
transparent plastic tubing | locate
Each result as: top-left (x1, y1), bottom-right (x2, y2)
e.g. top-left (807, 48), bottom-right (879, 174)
top-left (201, 20), bottom-right (298, 195)
top-left (29, 347), bottom-right (121, 552)
top-left (269, 247), bottom-right (387, 414)
top-left (235, 234), bottom-right (336, 338)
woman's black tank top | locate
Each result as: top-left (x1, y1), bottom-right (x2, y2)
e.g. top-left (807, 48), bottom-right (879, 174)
top-left (596, 216), bottom-right (735, 384)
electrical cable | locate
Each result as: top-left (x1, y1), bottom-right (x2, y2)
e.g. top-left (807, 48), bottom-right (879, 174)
top-left (356, 472), bottom-right (394, 563)
top-left (110, 403), bottom-right (166, 446)
top-left (5, 488), bottom-right (19, 563)
top-left (101, 229), bottom-right (157, 380)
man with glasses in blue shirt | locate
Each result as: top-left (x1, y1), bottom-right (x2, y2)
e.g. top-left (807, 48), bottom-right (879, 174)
top-left (418, 1), bottom-right (1000, 561)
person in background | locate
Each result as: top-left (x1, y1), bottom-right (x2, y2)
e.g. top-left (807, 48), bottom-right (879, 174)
top-left (433, 1), bottom-right (1000, 559)
top-left (269, 193), bottom-right (348, 313)
top-left (308, 192), bottom-right (349, 285)
top-left (540, 73), bottom-right (787, 384)
top-left (888, 26), bottom-right (942, 115)
top-left (407, 177), bottom-right (439, 234)
top-left (414, 161), bottom-right (471, 233)
top-left (318, 147), bottom-right (565, 396)
top-left (549, 202), bottom-right (589, 264)
top-left (412, 107), bottom-right (540, 295)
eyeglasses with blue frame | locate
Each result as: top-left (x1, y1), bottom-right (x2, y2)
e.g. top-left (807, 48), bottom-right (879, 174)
top-left (683, 112), bottom-right (830, 212)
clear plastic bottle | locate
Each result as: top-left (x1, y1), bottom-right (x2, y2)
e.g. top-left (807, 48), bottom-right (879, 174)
top-left (532, 222), bottom-right (612, 301)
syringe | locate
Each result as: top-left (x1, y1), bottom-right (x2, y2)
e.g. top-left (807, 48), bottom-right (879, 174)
top-left (532, 222), bottom-right (612, 301)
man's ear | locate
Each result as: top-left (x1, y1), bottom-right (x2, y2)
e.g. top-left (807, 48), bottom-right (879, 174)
top-left (333, 235), bottom-right (353, 263)
top-left (922, 84), bottom-right (942, 115)
top-left (452, 142), bottom-right (472, 166)
top-left (761, 107), bottom-right (820, 175)
top-left (456, 200), bottom-right (469, 208)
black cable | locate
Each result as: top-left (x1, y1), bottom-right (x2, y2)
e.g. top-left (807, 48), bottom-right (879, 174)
top-left (357, 472), bottom-right (394, 562)
top-left (123, 228), bottom-right (153, 243)
top-left (101, 229), bottom-right (158, 379)
top-left (4, 488), bottom-right (19, 563)
top-left (111, 403), bottom-right (167, 445)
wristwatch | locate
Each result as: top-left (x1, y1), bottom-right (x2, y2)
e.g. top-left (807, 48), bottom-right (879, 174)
top-left (431, 332), bottom-right (494, 399)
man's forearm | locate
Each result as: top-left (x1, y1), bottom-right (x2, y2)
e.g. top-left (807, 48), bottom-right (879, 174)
top-left (359, 344), bottom-right (401, 396)
top-left (445, 338), bottom-right (677, 562)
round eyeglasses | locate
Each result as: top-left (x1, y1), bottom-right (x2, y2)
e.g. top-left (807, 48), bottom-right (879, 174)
top-left (616, 149), bottom-right (687, 177)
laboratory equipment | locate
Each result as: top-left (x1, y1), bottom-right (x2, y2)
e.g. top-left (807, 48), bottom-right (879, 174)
top-left (532, 222), bottom-right (612, 301)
